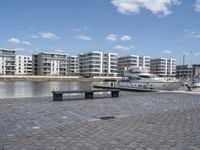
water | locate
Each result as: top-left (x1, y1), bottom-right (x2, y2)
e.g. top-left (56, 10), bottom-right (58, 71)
top-left (0, 81), bottom-right (94, 98)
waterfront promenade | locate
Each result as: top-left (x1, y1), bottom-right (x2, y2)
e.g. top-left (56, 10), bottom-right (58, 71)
top-left (0, 75), bottom-right (122, 82)
top-left (1, 92), bottom-right (200, 150)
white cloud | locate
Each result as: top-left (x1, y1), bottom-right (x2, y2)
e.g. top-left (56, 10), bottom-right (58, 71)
top-left (78, 35), bottom-right (92, 41)
top-left (39, 32), bottom-right (60, 40)
top-left (7, 38), bottom-right (31, 45)
top-left (195, 0), bottom-right (200, 12)
top-left (21, 41), bottom-right (31, 45)
top-left (111, 0), bottom-right (181, 16)
top-left (163, 50), bottom-right (172, 53)
top-left (184, 29), bottom-right (200, 39)
top-left (114, 45), bottom-right (133, 50)
top-left (7, 38), bottom-right (20, 44)
top-left (120, 35), bottom-right (132, 41)
top-left (192, 32), bottom-right (200, 38)
top-left (106, 34), bottom-right (118, 41)
top-left (30, 32), bottom-right (60, 39)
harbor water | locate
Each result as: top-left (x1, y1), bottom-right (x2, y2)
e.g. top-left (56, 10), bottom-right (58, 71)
top-left (0, 81), bottom-right (94, 98)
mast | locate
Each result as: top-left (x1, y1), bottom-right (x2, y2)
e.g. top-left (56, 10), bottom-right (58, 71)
top-left (183, 54), bottom-right (185, 65)
top-left (190, 51), bottom-right (193, 79)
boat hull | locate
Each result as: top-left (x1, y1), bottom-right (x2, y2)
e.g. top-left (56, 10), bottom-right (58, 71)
top-left (185, 83), bottom-right (200, 91)
top-left (119, 81), bottom-right (184, 91)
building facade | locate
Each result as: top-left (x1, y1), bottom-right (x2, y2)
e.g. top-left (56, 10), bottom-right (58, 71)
top-left (0, 48), bottom-right (16, 75)
top-left (15, 55), bottom-right (32, 75)
top-left (176, 64), bottom-right (200, 79)
top-left (150, 58), bottom-right (176, 77)
top-left (66, 55), bottom-right (79, 75)
top-left (78, 51), bottom-right (118, 77)
top-left (139, 56), bottom-right (151, 69)
top-left (118, 55), bottom-right (139, 76)
top-left (117, 55), bottom-right (151, 76)
top-left (32, 52), bottom-right (68, 75)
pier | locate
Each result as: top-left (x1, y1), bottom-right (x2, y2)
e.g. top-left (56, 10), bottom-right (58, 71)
top-left (93, 84), bottom-right (158, 92)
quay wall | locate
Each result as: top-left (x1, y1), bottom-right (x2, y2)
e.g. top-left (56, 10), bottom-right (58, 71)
top-left (0, 75), bottom-right (122, 82)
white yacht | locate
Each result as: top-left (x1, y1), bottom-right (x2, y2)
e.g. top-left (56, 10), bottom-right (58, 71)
top-left (185, 76), bottom-right (200, 91)
top-left (119, 67), bottom-right (184, 91)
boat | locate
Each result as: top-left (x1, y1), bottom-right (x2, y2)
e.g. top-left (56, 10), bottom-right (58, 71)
top-left (118, 66), bottom-right (184, 91)
top-left (185, 75), bottom-right (200, 91)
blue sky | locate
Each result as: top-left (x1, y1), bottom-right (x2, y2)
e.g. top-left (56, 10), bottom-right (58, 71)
top-left (0, 0), bottom-right (200, 64)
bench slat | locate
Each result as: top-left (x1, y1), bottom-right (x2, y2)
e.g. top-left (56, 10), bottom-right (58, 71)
top-left (52, 89), bottom-right (119, 94)
top-left (52, 89), bottom-right (119, 101)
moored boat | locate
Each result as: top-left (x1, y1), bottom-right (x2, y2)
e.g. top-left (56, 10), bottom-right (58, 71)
top-left (185, 76), bottom-right (200, 91)
top-left (118, 67), bottom-right (184, 91)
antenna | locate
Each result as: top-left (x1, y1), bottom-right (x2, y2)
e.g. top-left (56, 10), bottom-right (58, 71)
top-left (183, 54), bottom-right (185, 65)
top-left (190, 51), bottom-right (193, 79)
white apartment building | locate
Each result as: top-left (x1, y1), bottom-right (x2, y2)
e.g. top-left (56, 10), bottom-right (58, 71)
top-left (118, 55), bottom-right (139, 76)
top-left (78, 51), bottom-right (118, 77)
top-left (67, 55), bottom-right (79, 75)
top-left (0, 48), bottom-right (16, 75)
top-left (32, 52), bottom-right (68, 75)
top-left (150, 58), bottom-right (176, 77)
top-left (139, 56), bottom-right (151, 69)
top-left (176, 64), bottom-right (200, 79)
top-left (15, 55), bottom-right (32, 75)
top-left (118, 55), bottom-right (151, 76)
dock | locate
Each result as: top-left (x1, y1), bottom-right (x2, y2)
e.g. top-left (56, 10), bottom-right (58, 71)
top-left (93, 84), bottom-right (157, 92)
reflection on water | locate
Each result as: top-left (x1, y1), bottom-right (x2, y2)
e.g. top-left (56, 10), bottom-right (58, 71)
top-left (0, 81), bottom-right (93, 98)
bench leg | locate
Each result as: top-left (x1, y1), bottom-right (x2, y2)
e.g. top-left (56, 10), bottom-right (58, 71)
top-left (85, 92), bottom-right (93, 99)
top-left (53, 94), bottom-right (63, 101)
top-left (111, 91), bottom-right (119, 98)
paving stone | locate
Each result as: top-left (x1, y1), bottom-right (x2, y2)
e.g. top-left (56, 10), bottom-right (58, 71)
top-left (0, 92), bottom-right (200, 149)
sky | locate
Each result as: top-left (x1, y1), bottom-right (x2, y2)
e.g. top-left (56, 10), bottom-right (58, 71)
top-left (0, 0), bottom-right (200, 65)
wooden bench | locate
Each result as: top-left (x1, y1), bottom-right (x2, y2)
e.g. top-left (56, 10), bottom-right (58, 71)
top-left (52, 89), bottom-right (119, 101)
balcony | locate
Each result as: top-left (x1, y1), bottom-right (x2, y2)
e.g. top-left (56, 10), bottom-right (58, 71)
top-left (43, 66), bottom-right (51, 69)
top-left (5, 69), bottom-right (15, 72)
top-left (59, 66), bottom-right (66, 69)
top-left (6, 63), bottom-right (15, 66)
top-left (0, 54), bottom-right (15, 57)
top-left (43, 60), bottom-right (51, 63)
top-left (59, 70), bottom-right (66, 73)
top-left (43, 69), bottom-right (51, 72)
top-left (6, 59), bottom-right (16, 62)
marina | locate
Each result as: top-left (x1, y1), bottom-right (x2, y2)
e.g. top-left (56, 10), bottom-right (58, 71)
top-left (0, 0), bottom-right (200, 149)
top-left (0, 80), bottom-right (198, 99)
top-left (119, 66), bottom-right (184, 91)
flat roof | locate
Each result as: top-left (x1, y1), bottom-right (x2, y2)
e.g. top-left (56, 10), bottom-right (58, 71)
top-left (0, 48), bottom-right (16, 51)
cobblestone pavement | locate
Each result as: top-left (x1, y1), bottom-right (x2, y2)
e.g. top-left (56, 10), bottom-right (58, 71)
top-left (0, 92), bottom-right (200, 150)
